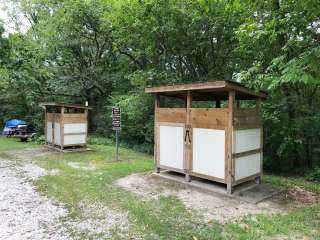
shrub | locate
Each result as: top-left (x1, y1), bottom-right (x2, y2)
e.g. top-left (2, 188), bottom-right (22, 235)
top-left (306, 167), bottom-right (320, 182)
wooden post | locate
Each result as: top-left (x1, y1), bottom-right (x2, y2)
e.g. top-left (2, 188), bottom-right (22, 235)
top-left (256, 97), bottom-right (261, 110)
top-left (60, 107), bottom-right (65, 150)
top-left (44, 107), bottom-right (47, 145)
top-left (185, 91), bottom-right (192, 182)
top-left (154, 94), bottom-right (160, 173)
top-left (84, 108), bottom-right (88, 147)
top-left (257, 97), bottom-right (262, 184)
top-left (236, 100), bottom-right (241, 109)
top-left (227, 91), bottom-right (235, 194)
top-left (52, 109), bottom-right (55, 146)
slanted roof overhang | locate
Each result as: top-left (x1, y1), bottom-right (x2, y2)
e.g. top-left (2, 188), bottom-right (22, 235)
top-left (42, 102), bottom-right (92, 110)
top-left (145, 80), bottom-right (268, 100)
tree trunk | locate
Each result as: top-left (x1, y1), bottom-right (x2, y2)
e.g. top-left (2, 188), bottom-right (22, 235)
top-left (86, 94), bottom-right (98, 132)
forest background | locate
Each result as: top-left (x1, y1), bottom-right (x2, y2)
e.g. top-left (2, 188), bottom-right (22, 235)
top-left (0, 0), bottom-right (319, 175)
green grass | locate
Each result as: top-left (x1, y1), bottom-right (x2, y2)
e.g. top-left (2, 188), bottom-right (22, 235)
top-left (0, 137), bottom-right (37, 151)
top-left (263, 174), bottom-right (320, 194)
top-left (1, 138), bottom-right (320, 239)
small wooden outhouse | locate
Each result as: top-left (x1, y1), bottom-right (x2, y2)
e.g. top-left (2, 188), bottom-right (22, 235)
top-left (44, 103), bottom-right (91, 150)
top-left (145, 81), bottom-right (267, 193)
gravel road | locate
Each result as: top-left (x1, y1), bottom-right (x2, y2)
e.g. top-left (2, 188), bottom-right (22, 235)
top-left (0, 160), bottom-right (70, 240)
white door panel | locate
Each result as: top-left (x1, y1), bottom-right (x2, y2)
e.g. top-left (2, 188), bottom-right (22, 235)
top-left (192, 128), bottom-right (225, 179)
top-left (159, 125), bottom-right (184, 170)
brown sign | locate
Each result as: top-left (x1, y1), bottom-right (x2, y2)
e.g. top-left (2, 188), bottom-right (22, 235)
top-left (112, 107), bottom-right (121, 130)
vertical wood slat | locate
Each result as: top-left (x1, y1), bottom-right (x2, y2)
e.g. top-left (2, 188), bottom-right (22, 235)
top-left (84, 109), bottom-right (88, 146)
top-left (60, 107), bottom-right (65, 149)
top-left (236, 100), bottom-right (241, 109)
top-left (181, 91), bottom-right (193, 181)
top-left (186, 91), bottom-right (193, 175)
top-left (52, 112), bottom-right (55, 145)
top-left (44, 108), bottom-right (47, 144)
top-left (154, 94), bottom-right (160, 167)
top-left (227, 91), bottom-right (235, 194)
top-left (257, 98), bottom-right (263, 180)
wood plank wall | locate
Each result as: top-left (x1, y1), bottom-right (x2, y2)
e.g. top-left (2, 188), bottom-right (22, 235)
top-left (191, 108), bottom-right (229, 129)
top-left (155, 108), bottom-right (187, 123)
top-left (156, 108), bottom-right (230, 129)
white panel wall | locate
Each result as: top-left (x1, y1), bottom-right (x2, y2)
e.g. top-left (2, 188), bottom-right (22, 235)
top-left (54, 122), bottom-right (61, 145)
top-left (64, 134), bottom-right (86, 145)
top-left (159, 125), bottom-right (184, 170)
top-left (192, 128), bottom-right (225, 179)
top-left (234, 128), bottom-right (261, 153)
top-left (235, 153), bottom-right (261, 181)
top-left (64, 123), bottom-right (87, 134)
top-left (46, 121), bottom-right (52, 143)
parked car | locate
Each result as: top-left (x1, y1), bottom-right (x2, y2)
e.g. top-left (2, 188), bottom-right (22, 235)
top-left (13, 124), bottom-right (37, 142)
top-left (2, 119), bottom-right (26, 136)
top-left (2, 119), bottom-right (37, 142)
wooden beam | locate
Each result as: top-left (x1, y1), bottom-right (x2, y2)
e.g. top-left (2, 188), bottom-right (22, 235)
top-left (256, 97), bottom-right (263, 183)
top-left (186, 91), bottom-right (192, 124)
top-left (227, 90), bottom-right (235, 194)
top-left (43, 102), bottom-right (92, 110)
top-left (84, 109), bottom-right (88, 146)
top-left (233, 148), bottom-right (263, 159)
top-left (145, 81), bottom-right (227, 93)
top-left (44, 108), bottom-right (47, 144)
top-left (154, 94), bottom-right (160, 172)
top-left (236, 100), bottom-right (241, 109)
top-left (145, 80), bottom-right (268, 99)
top-left (225, 82), bottom-right (268, 99)
top-left (185, 91), bottom-right (192, 182)
top-left (256, 97), bottom-right (261, 110)
top-left (60, 107), bottom-right (65, 149)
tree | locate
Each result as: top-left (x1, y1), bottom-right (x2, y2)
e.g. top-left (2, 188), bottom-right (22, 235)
top-left (235, 0), bottom-right (320, 170)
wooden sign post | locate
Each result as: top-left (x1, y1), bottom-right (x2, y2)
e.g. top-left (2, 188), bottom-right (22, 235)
top-left (112, 107), bottom-right (121, 161)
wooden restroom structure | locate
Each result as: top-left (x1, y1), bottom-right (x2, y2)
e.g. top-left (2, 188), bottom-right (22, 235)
top-left (145, 81), bottom-right (267, 193)
top-left (44, 103), bottom-right (91, 150)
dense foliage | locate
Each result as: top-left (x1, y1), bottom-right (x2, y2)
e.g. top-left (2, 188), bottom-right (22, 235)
top-left (0, 0), bottom-right (319, 173)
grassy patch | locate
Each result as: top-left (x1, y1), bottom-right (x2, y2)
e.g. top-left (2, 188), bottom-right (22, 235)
top-left (1, 138), bottom-right (320, 239)
top-left (224, 206), bottom-right (320, 239)
top-left (0, 137), bottom-right (37, 151)
top-left (263, 174), bottom-right (320, 194)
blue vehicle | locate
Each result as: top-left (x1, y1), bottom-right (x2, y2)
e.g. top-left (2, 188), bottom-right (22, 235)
top-left (2, 119), bottom-right (26, 136)
top-left (2, 119), bottom-right (36, 141)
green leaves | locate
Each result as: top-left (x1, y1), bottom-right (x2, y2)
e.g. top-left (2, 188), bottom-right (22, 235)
top-left (1, 0), bottom-right (320, 171)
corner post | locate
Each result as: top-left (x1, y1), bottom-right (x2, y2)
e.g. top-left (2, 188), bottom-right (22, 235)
top-left (154, 94), bottom-right (160, 173)
top-left (84, 108), bottom-right (88, 147)
top-left (44, 107), bottom-right (47, 145)
top-left (185, 91), bottom-right (192, 182)
top-left (256, 97), bottom-right (262, 184)
top-left (60, 106), bottom-right (65, 150)
top-left (227, 91), bottom-right (235, 194)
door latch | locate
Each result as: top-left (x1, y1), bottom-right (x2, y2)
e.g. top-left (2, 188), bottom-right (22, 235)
top-left (184, 129), bottom-right (191, 143)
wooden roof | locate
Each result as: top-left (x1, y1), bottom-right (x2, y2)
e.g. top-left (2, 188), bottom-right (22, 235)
top-left (43, 102), bottom-right (92, 109)
top-left (145, 80), bottom-right (267, 100)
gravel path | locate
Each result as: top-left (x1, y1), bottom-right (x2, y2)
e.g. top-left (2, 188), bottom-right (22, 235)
top-left (115, 173), bottom-right (284, 223)
top-left (0, 160), bottom-right (70, 240)
top-left (0, 148), bottom-right (135, 240)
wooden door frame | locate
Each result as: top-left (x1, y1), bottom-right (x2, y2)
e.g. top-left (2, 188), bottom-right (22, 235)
top-left (155, 122), bottom-right (186, 174)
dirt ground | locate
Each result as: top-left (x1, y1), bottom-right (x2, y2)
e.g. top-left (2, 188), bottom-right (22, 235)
top-left (0, 159), bottom-right (70, 240)
top-left (115, 172), bottom-right (316, 223)
top-left (1, 147), bottom-right (317, 239)
top-left (5, 147), bottom-right (53, 160)
top-left (0, 148), bottom-right (133, 240)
